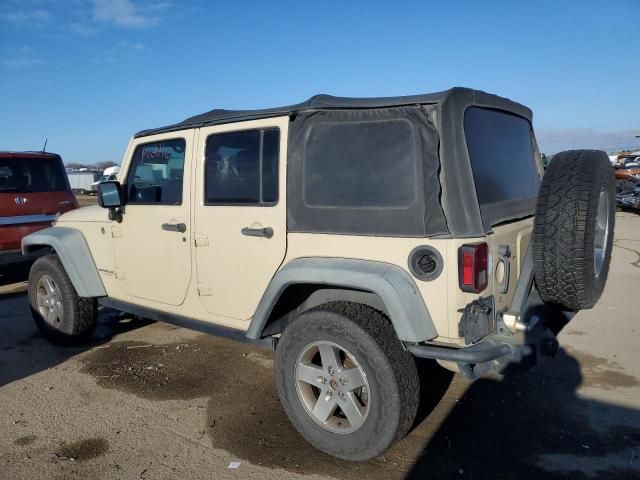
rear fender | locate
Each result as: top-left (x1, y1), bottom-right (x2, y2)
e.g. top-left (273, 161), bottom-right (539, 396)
top-left (247, 258), bottom-right (437, 343)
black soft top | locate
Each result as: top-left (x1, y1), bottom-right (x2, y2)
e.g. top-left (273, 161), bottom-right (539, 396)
top-left (135, 87), bottom-right (531, 138)
top-left (134, 87), bottom-right (537, 238)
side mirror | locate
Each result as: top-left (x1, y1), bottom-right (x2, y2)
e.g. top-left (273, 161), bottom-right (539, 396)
top-left (98, 181), bottom-right (122, 207)
top-left (98, 181), bottom-right (124, 222)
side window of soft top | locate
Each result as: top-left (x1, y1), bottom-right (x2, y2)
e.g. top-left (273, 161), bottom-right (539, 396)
top-left (126, 139), bottom-right (186, 205)
top-left (204, 128), bottom-right (279, 205)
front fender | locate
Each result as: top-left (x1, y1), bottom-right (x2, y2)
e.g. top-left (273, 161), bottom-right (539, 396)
top-left (247, 257), bottom-right (437, 343)
top-left (22, 226), bottom-right (106, 298)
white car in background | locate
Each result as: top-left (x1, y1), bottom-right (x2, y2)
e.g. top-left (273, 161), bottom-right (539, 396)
top-left (90, 165), bottom-right (120, 193)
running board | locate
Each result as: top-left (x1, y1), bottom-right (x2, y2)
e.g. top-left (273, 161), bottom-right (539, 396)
top-left (98, 298), bottom-right (275, 349)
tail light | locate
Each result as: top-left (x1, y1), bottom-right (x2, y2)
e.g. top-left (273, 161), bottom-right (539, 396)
top-left (458, 242), bottom-right (488, 293)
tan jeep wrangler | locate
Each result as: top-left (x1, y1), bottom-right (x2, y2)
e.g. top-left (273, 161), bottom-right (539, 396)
top-left (22, 87), bottom-right (615, 461)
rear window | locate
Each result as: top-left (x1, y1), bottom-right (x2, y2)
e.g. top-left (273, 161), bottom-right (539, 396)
top-left (303, 120), bottom-right (417, 208)
top-left (464, 107), bottom-right (540, 208)
top-left (0, 156), bottom-right (67, 193)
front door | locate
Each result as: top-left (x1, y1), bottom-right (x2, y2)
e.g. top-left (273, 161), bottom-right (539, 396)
top-left (112, 132), bottom-right (193, 306)
top-left (194, 117), bottom-right (288, 320)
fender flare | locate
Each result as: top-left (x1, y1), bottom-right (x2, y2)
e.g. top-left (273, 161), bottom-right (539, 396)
top-left (22, 226), bottom-right (106, 298)
top-left (247, 257), bottom-right (437, 343)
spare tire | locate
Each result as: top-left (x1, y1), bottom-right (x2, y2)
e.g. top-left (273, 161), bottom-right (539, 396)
top-left (532, 150), bottom-right (615, 311)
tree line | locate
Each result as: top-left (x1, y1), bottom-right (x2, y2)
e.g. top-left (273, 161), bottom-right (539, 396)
top-left (65, 161), bottom-right (118, 170)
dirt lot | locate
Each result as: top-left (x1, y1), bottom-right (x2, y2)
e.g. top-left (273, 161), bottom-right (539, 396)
top-left (76, 195), bottom-right (97, 208)
top-left (0, 212), bottom-right (639, 480)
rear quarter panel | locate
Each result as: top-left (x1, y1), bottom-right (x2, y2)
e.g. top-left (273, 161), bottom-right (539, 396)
top-left (284, 234), bottom-right (456, 343)
top-left (284, 217), bottom-right (533, 345)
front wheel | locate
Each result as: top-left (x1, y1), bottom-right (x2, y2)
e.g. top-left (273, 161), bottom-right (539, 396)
top-left (275, 302), bottom-right (419, 461)
top-left (28, 254), bottom-right (98, 345)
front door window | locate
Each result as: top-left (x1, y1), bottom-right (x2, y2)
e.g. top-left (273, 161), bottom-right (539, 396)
top-left (126, 139), bottom-right (186, 205)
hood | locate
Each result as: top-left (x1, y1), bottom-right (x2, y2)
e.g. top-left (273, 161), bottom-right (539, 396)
top-left (56, 205), bottom-right (107, 223)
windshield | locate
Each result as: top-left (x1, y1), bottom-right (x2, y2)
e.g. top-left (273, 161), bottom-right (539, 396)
top-left (0, 156), bottom-right (68, 193)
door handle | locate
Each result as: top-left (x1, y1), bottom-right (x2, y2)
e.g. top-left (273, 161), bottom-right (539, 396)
top-left (162, 222), bottom-right (187, 233)
top-left (241, 227), bottom-right (274, 238)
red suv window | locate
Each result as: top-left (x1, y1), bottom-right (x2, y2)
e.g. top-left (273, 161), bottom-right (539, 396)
top-left (0, 157), bottom-right (67, 193)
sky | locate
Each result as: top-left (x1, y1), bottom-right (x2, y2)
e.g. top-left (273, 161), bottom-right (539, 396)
top-left (0, 0), bottom-right (638, 164)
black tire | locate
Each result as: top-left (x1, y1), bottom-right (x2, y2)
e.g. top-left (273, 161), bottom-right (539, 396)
top-left (275, 302), bottom-right (419, 461)
top-left (28, 254), bottom-right (98, 345)
top-left (533, 150), bottom-right (615, 311)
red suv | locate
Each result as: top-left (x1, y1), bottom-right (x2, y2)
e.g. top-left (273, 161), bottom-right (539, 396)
top-left (0, 152), bottom-right (78, 268)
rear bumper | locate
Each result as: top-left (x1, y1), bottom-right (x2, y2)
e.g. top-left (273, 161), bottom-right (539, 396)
top-left (407, 340), bottom-right (517, 365)
top-left (407, 319), bottom-right (560, 380)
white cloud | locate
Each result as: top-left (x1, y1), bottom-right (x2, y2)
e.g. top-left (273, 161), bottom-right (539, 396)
top-left (93, 0), bottom-right (160, 28)
top-left (0, 45), bottom-right (46, 69)
top-left (3, 46), bottom-right (35, 55)
top-left (146, 1), bottom-right (172, 13)
top-left (0, 8), bottom-right (50, 26)
top-left (68, 22), bottom-right (99, 36)
top-left (0, 0), bottom-right (171, 39)
top-left (1, 57), bottom-right (46, 68)
top-left (117, 40), bottom-right (146, 52)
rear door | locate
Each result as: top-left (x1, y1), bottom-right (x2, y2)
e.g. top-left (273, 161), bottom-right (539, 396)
top-left (464, 107), bottom-right (541, 310)
top-left (193, 117), bottom-right (288, 320)
top-left (0, 155), bottom-right (76, 250)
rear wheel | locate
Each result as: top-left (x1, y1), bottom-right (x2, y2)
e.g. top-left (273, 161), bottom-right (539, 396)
top-left (275, 302), bottom-right (419, 461)
top-left (28, 254), bottom-right (97, 345)
top-left (533, 150), bottom-right (615, 311)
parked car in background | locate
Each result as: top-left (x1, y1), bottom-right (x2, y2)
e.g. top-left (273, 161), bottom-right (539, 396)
top-left (0, 151), bottom-right (78, 268)
top-left (616, 177), bottom-right (640, 210)
top-left (614, 163), bottom-right (640, 180)
top-left (67, 170), bottom-right (100, 195)
top-left (614, 155), bottom-right (640, 168)
top-left (90, 165), bottom-right (120, 192)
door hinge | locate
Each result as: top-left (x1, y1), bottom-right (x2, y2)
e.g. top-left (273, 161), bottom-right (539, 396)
top-left (497, 245), bottom-right (511, 294)
top-left (194, 233), bottom-right (209, 247)
top-left (197, 283), bottom-right (212, 296)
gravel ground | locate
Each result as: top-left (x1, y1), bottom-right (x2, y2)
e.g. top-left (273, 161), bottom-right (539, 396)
top-left (0, 211), bottom-right (638, 480)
